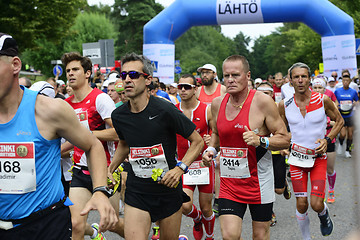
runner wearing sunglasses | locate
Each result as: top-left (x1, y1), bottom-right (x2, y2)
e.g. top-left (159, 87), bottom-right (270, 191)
top-left (109, 53), bottom-right (204, 240)
top-left (176, 74), bottom-right (215, 240)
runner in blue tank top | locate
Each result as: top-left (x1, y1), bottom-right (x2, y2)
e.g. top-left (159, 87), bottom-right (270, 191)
top-left (0, 32), bottom-right (117, 240)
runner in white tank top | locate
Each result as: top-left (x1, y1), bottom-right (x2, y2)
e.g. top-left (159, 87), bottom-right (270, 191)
top-left (278, 62), bottom-right (343, 239)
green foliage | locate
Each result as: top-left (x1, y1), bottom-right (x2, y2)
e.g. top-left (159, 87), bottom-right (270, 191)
top-left (175, 26), bottom-right (236, 80)
top-left (22, 12), bottom-right (116, 78)
top-left (63, 12), bottom-right (117, 53)
top-left (0, 0), bottom-right (86, 50)
top-left (112, 0), bottom-right (164, 57)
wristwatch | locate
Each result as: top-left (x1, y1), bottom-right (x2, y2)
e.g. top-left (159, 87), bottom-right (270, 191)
top-left (93, 186), bottom-right (112, 198)
top-left (176, 162), bottom-right (189, 173)
top-left (325, 136), bottom-right (332, 145)
top-left (259, 137), bottom-right (266, 148)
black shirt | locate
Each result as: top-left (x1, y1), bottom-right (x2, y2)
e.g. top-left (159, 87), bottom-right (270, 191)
top-left (111, 95), bottom-right (196, 195)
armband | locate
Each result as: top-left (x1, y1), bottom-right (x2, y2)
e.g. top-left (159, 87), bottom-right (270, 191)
top-left (203, 146), bottom-right (217, 157)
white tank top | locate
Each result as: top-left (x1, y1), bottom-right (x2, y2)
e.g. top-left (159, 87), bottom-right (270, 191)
top-left (284, 91), bottom-right (327, 150)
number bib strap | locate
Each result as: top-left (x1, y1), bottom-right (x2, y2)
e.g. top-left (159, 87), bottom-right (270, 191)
top-left (219, 147), bottom-right (250, 179)
top-left (129, 144), bottom-right (169, 178)
top-left (288, 143), bottom-right (316, 168)
top-left (183, 161), bottom-right (210, 185)
top-left (0, 143), bottom-right (36, 194)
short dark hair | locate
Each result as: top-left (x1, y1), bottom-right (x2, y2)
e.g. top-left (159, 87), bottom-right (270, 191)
top-left (121, 52), bottom-right (153, 76)
top-left (341, 69), bottom-right (350, 78)
top-left (180, 74), bottom-right (196, 85)
top-left (223, 55), bottom-right (250, 73)
top-left (61, 52), bottom-right (92, 74)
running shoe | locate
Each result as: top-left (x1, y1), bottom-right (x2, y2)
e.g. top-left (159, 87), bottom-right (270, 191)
top-left (270, 212), bottom-right (277, 227)
top-left (212, 202), bottom-right (219, 217)
top-left (318, 209), bottom-right (333, 236)
top-left (327, 190), bottom-right (335, 204)
top-left (336, 144), bottom-right (343, 155)
top-left (283, 179), bottom-right (292, 200)
top-left (345, 151), bottom-right (352, 158)
top-left (151, 226), bottom-right (160, 240)
top-left (193, 218), bottom-right (204, 240)
top-left (91, 223), bottom-right (107, 240)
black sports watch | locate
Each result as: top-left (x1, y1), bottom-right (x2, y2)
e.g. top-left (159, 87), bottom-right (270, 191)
top-left (176, 162), bottom-right (189, 173)
top-left (325, 136), bottom-right (332, 145)
top-left (259, 137), bottom-right (266, 148)
top-left (93, 186), bottom-right (112, 198)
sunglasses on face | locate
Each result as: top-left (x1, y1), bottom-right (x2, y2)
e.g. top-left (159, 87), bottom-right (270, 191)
top-left (177, 83), bottom-right (195, 90)
top-left (120, 71), bottom-right (149, 80)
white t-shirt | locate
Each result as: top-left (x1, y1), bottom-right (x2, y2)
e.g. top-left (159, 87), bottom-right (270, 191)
top-left (281, 82), bottom-right (295, 99)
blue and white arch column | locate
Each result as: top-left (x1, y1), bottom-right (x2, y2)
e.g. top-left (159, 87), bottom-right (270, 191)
top-left (143, 0), bottom-right (356, 83)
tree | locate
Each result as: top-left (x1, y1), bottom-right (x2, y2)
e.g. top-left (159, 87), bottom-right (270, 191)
top-left (22, 12), bottom-right (116, 78)
top-left (175, 26), bottom-right (236, 80)
top-left (112, 0), bottom-right (163, 57)
top-left (0, 0), bottom-right (86, 50)
top-left (63, 12), bottom-right (117, 53)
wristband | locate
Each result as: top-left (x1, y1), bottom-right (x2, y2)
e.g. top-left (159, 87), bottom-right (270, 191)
top-left (265, 137), bottom-right (270, 149)
top-left (203, 146), bottom-right (217, 157)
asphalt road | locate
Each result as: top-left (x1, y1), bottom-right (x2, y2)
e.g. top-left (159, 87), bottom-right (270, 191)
top-left (86, 152), bottom-right (360, 240)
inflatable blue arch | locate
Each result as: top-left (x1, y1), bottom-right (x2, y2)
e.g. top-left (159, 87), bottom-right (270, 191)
top-left (143, 0), bottom-right (357, 83)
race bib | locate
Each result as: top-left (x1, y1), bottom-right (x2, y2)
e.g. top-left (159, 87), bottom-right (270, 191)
top-left (0, 143), bottom-right (36, 194)
top-left (288, 143), bottom-right (316, 168)
top-left (129, 144), bottom-right (169, 178)
top-left (274, 92), bottom-right (282, 103)
top-left (183, 161), bottom-right (210, 185)
top-left (340, 100), bottom-right (353, 112)
top-left (220, 147), bottom-right (250, 179)
top-left (76, 111), bottom-right (90, 129)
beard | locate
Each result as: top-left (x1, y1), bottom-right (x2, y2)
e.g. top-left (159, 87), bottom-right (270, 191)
top-left (202, 77), bottom-right (214, 86)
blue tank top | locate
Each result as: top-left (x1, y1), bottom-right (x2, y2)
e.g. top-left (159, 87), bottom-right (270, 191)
top-left (0, 87), bottom-right (63, 220)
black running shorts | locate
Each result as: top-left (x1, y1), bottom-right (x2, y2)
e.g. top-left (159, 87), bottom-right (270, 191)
top-left (272, 154), bottom-right (286, 189)
top-left (125, 190), bottom-right (186, 222)
top-left (0, 206), bottom-right (71, 240)
top-left (219, 198), bottom-right (273, 222)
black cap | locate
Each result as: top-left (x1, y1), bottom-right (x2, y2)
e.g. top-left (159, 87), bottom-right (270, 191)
top-left (0, 33), bottom-right (18, 57)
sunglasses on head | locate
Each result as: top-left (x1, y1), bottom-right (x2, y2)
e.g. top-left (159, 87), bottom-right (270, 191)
top-left (177, 83), bottom-right (195, 90)
top-left (120, 71), bottom-right (149, 80)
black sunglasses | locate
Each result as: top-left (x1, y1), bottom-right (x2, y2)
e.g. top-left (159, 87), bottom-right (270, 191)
top-left (120, 71), bottom-right (149, 80)
top-left (342, 75), bottom-right (350, 78)
top-left (177, 83), bottom-right (195, 90)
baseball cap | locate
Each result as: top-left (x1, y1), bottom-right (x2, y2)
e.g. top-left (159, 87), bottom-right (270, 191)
top-left (197, 64), bottom-right (217, 73)
top-left (328, 77), bottom-right (335, 82)
top-left (170, 83), bottom-right (178, 88)
top-left (107, 72), bottom-right (119, 83)
top-left (30, 81), bottom-right (55, 98)
top-left (56, 80), bottom-right (65, 86)
top-left (0, 33), bottom-right (18, 57)
top-left (254, 78), bottom-right (262, 84)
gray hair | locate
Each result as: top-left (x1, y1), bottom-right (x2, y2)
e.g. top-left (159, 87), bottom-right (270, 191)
top-left (288, 62), bottom-right (311, 79)
top-left (121, 52), bottom-right (154, 76)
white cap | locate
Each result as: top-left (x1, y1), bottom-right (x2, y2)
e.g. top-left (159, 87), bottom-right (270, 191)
top-left (107, 72), bottom-right (119, 83)
top-left (328, 77), bottom-right (335, 82)
top-left (170, 83), bottom-right (178, 88)
top-left (197, 64), bottom-right (217, 73)
top-left (255, 78), bottom-right (262, 84)
top-left (56, 80), bottom-right (65, 86)
top-left (30, 81), bottom-right (55, 98)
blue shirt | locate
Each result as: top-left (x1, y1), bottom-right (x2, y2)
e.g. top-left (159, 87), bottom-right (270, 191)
top-left (0, 87), bottom-right (64, 220)
top-left (334, 87), bottom-right (358, 118)
top-left (156, 89), bottom-right (171, 101)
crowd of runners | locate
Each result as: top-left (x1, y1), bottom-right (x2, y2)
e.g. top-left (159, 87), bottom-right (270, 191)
top-left (0, 32), bottom-right (359, 240)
